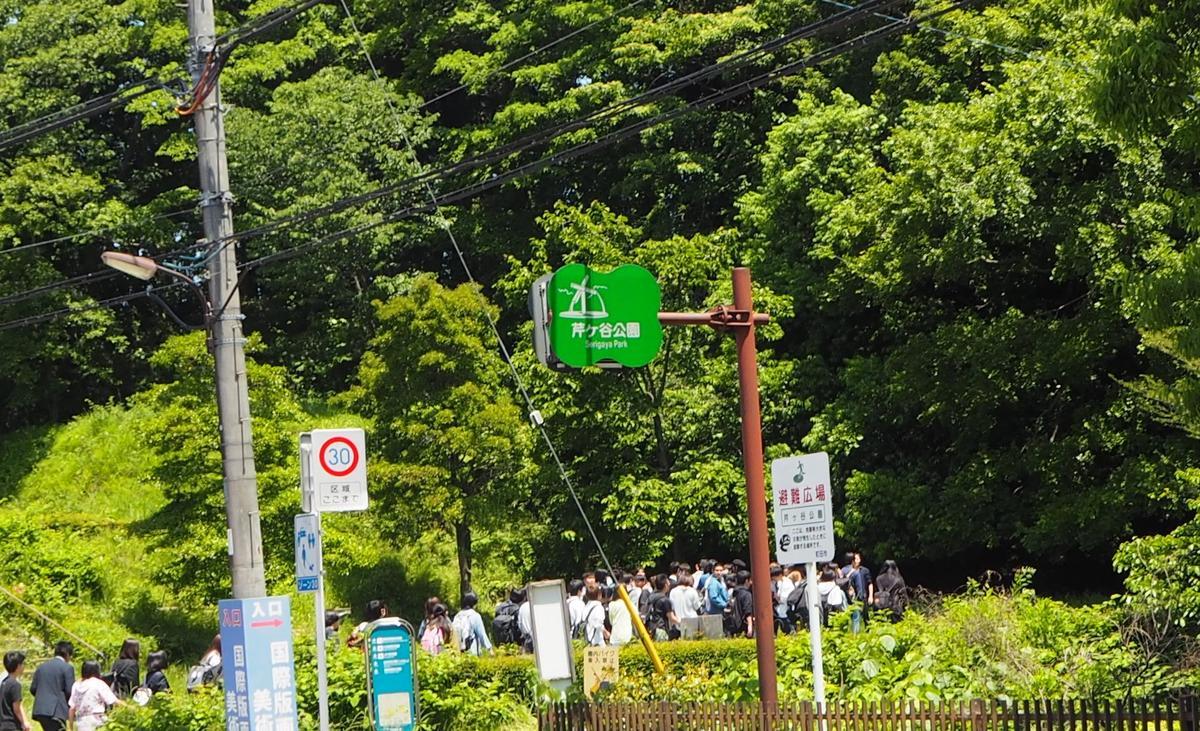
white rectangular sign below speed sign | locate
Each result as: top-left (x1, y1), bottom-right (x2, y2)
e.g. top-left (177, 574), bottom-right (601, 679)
top-left (771, 452), bottom-right (835, 566)
top-left (309, 428), bottom-right (369, 512)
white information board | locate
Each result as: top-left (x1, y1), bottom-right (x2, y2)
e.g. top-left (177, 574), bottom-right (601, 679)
top-left (527, 580), bottom-right (574, 686)
top-left (309, 428), bottom-right (369, 512)
top-left (771, 452), bottom-right (835, 565)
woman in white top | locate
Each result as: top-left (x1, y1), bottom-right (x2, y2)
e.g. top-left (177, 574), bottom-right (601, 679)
top-left (583, 587), bottom-right (608, 646)
top-left (607, 585), bottom-right (633, 646)
top-left (69, 661), bottom-right (121, 731)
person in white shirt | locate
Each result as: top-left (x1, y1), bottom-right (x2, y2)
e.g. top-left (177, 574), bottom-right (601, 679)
top-left (668, 573), bottom-right (702, 628)
top-left (817, 566), bottom-right (847, 624)
top-left (607, 585), bottom-right (633, 646)
top-left (516, 594), bottom-right (532, 651)
top-left (773, 564), bottom-right (796, 633)
top-left (582, 587), bottom-right (608, 646)
top-left (565, 579), bottom-right (586, 636)
top-left (69, 661), bottom-right (121, 731)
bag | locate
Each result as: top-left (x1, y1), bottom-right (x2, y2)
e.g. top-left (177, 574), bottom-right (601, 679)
top-left (452, 612), bottom-right (475, 653)
top-left (723, 590), bottom-right (747, 636)
top-left (186, 663), bottom-right (220, 692)
top-left (131, 687), bottom-right (153, 706)
top-left (421, 624), bottom-right (444, 654)
top-left (786, 584), bottom-right (809, 623)
top-left (492, 604), bottom-right (521, 645)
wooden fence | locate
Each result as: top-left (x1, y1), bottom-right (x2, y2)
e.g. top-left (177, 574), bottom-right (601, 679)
top-left (538, 697), bottom-right (1200, 731)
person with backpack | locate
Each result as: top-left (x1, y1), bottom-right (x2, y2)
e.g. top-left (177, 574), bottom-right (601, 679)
top-left (0, 651), bottom-right (31, 731)
top-left (421, 604), bottom-right (452, 655)
top-left (725, 571), bottom-right (755, 638)
top-left (706, 564), bottom-right (730, 616)
top-left (643, 575), bottom-right (678, 641)
top-left (873, 560), bottom-right (909, 622)
top-left (785, 566), bottom-right (810, 628)
top-left (107, 640), bottom-right (139, 699)
top-left (492, 589), bottom-right (523, 647)
top-left (817, 567), bottom-right (847, 625)
top-left (580, 587), bottom-right (608, 646)
top-left (142, 652), bottom-right (170, 697)
top-left (451, 593), bottom-right (493, 656)
top-left (186, 636), bottom-right (221, 692)
top-left (772, 564), bottom-right (795, 634)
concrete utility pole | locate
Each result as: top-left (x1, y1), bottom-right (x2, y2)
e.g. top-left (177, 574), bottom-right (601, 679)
top-left (187, 0), bottom-right (267, 598)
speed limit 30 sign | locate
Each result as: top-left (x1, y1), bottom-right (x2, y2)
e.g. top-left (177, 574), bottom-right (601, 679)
top-left (309, 428), bottom-right (368, 512)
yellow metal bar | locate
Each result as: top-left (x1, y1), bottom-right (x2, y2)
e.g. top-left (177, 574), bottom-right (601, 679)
top-left (617, 584), bottom-right (665, 675)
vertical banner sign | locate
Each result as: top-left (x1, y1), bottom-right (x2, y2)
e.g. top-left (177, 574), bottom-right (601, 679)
top-left (770, 452), bottom-right (835, 565)
top-left (310, 428), bottom-right (369, 512)
top-left (547, 263), bottom-right (664, 368)
top-left (365, 619), bottom-right (418, 731)
top-left (219, 596), bottom-right (299, 731)
top-left (294, 513), bottom-right (321, 593)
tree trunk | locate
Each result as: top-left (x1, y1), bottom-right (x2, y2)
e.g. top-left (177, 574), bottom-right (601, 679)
top-left (455, 519), bottom-right (473, 599)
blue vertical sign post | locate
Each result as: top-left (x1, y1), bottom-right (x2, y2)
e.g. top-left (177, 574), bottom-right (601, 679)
top-left (219, 596), bottom-right (299, 731)
top-left (365, 618), bottom-right (418, 730)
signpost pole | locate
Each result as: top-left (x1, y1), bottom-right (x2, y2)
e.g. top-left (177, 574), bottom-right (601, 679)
top-left (806, 561), bottom-right (826, 707)
top-left (731, 267), bottom-right (779, 705)
top-left (299, 435), bottom-right (330, 731)
top-left (314, 511), bottom-right (330, 731)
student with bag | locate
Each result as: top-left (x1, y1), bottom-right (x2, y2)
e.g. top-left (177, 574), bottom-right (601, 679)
top-left (0, 652), bottom-right (32, 731)
top-left (107, 640), bottom-right (139, 699)
top-left (451, 593), bottom-right (493, 656)
top-left (420, 604), bottom-right (452, 655)
top-left (186, 636), bottom-right (221, 692)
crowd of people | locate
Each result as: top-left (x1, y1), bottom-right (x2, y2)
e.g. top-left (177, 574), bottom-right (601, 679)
top-left (0, 636), bottom-right (211, 731)
top-left (349, 553), bottom-right (910, 657)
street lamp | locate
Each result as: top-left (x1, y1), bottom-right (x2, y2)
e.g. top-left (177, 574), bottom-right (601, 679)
top-left (101, 251), bottom-right (212, 329)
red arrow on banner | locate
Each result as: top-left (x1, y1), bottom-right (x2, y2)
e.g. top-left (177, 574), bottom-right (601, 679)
top-left (250, 619), bottom-right (283, 629)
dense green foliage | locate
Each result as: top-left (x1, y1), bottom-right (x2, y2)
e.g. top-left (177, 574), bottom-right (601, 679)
top-left (4, 0), bottom-right (1200, 692)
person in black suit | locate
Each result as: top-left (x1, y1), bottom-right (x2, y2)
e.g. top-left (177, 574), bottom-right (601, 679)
top-left (29, 642), bottom-right (73, 731)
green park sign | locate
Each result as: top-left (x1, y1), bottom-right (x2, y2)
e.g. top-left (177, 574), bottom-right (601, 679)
top-left (547, 263), bottom-right (663, 368)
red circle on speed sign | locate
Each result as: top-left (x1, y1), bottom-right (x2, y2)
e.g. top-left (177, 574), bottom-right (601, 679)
top-left (318, 437), bottom-right (360, 478)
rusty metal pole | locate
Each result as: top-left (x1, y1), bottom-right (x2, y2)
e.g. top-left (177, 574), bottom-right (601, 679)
top-left (731, 266), bottom-right (779, 705)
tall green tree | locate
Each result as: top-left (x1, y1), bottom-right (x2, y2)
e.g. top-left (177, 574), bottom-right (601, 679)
top-left (352, 274), bottom-right (536, 597)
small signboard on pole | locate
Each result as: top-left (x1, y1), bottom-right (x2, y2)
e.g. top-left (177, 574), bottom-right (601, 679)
top-left (365, 618), bottom-right (418, 731)
top-left (295, 513), bottom-right (321, 594)
top-left (309, 428), bottom-right (369, 512)
top-left (771, 452), bottom-right (835, 565)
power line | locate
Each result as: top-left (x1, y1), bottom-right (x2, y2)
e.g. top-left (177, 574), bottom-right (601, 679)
top-left (0, 207), bottom-right (196, 258)
top-left (419, 0), bottom-right (651, 110)
top-left (0, 284), bottom-right (185, 333)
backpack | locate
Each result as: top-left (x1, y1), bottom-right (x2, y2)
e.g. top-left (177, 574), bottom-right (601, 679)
top-left (186, 663), bottom-right (220, 692)
top-left (575, 603), bottom-right (601, 643)
top-left (452, 611), bottom-right (475, 653)
top-left (421, 623), bottom-right (445, 654)
top-left (724, 589), bottom-right (747, 636)
top-left (492, 603), bottom-right (521, 645)
top-left (786, 583), bottom-right (810, 623)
